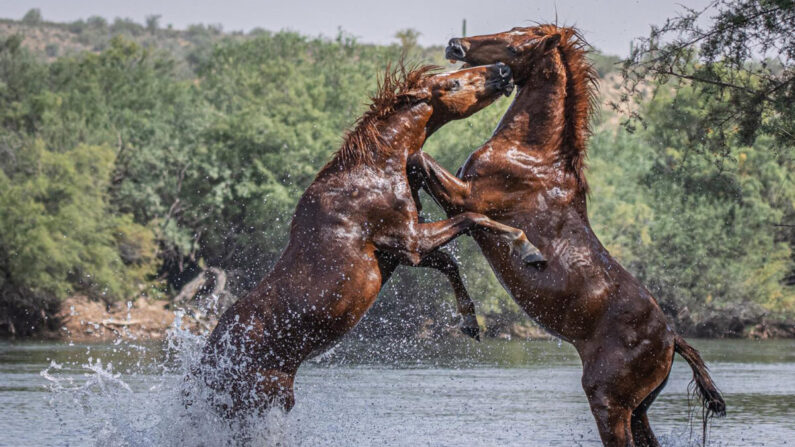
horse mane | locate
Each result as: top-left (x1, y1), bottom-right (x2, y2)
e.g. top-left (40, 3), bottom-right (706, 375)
top-left (537, 25), bottom-right (599, 193)
top-left (324, 62), bottom-right (439, 171)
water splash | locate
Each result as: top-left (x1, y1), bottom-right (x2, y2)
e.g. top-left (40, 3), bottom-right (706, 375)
top-left (40, 310), bottom-right (298, 447)
top-left (35, 310), bottom-right (738, 446)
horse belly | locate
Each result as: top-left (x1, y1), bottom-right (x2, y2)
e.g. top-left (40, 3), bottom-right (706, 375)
top-left (327, 263), bottom-right (382, 326)
top-left (471, 231), bottom-right (586, 340)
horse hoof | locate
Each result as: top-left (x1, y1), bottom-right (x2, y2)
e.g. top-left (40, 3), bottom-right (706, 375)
top-left (511, 236), bottom-right (546, 268)
top-left (522, 251), bottom-right (547, 268)
top-left (459, 315), bottom-right (481, 341)
top-left (460, 324), bottom-right (481, 341)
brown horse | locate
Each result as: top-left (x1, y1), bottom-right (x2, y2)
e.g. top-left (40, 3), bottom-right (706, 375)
top-left (199, 62), bottom-right (544, 417)
top-left (412, 25), bottom-right (726, 446)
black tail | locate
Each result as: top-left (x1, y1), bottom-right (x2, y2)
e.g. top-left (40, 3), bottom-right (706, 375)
top-left (674, 335), bottom-right (726, 444)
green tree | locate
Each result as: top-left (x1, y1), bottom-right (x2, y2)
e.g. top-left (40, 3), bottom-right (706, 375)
top-left (21, 9), bottom-right (43, 25)
top-left (0, 142), bottom-right (158, 334)
top-left (613, 0), bottom-right (795, 326)
top-left (395, 28), bottom-right (421, 52)
top-left (145, 14), bottom-right (161, 33)
top-left (620, 0), bottom-right (794, 152)
top-left (589, 86), bottom-right (794, 328)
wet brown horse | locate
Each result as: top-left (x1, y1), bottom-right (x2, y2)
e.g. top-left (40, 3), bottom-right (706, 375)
top-left (200, 63), bottom-right (543, 416)
top-left (412, 25), bottom-right (726, 446)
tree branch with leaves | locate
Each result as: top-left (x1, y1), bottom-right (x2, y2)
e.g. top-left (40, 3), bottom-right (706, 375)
top-left (617, 0), bottom-right (794, 153)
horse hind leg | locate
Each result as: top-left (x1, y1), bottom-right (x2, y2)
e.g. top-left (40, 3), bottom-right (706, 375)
top-left (263, 369), bottom-right (296, 411)
top-left (236, 368), bottom-right (296, 414)
top-left (630, 412), bottom-right (657, 447)
top-left (631, 373), bottom-right (669, 447)
top-left (582, 359), bottom-right (664, 446)
top-left (586, 392), bottom-right (634, 446)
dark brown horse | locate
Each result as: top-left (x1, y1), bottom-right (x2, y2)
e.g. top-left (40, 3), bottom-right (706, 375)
top-left (200, 62), bottom-right (544, 416)
top-left (412, 25), bottom-right (726, 446)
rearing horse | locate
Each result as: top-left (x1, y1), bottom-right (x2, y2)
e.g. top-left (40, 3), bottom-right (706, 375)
top-left (414, 25), bottom-right (726, 446)
top-left (200, 63), bottom-right (543, 416)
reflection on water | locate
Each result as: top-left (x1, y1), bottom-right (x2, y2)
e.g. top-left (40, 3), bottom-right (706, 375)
top-left (1, 337), bottom-right (793, 446)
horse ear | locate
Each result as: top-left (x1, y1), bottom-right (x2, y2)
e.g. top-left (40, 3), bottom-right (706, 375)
top-left (512, 33), bottom-right (562, 54)
top-left (541, 33), bottom-right (562, 53)
top-left (398, 86), bottom-right (431, 102)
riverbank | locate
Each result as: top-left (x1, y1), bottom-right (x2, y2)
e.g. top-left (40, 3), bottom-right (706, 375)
top-left (47, 295), bottom-right (214, 342)
top-left (46, 295), bottom-right (555, 343)
top-left (11, 295), bottom-right (791, 343)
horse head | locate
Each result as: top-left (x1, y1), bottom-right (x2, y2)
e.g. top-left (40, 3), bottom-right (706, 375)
top-left (413, 63), bottom-right (514, 133)
top-left (446, 25), bottom-right (569, 83)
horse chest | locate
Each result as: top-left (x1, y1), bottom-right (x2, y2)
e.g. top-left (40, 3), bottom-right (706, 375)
top-left (377, 180), bottom-right (417, 220)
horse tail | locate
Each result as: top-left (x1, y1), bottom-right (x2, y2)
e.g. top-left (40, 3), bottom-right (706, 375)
top-left (674, 334), bottom-right (726, 444)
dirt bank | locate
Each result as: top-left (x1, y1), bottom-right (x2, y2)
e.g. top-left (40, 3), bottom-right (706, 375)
top-left (49, 296), bottom-right (556, 343)
top-left (28, 295), bottom-right (795, 342)
top-left (53, 295), bottom-right (214, 342)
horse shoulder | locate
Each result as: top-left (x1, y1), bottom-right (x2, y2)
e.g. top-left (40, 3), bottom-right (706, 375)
top-left (458, 144), bottom-right (502, 180)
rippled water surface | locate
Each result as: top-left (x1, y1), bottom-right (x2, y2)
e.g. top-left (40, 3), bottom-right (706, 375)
top-left (1, 336), bottom-right (793, 446)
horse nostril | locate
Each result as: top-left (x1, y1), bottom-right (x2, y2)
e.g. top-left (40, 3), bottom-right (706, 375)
top-left (446, 39), bottom-right (466, 59)
top-left (496, 62), bottom-right (511, 79)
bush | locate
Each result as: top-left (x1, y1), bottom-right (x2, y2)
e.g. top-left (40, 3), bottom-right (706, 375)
top-left (21, 9), bottom-right (42, 25)
top-left (0, 142), bottom-right (158, 301)
top-left (0, 24), bottom-right (791, 337)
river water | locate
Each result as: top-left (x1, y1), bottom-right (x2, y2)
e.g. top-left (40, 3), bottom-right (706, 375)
top-left (1, 335), bottom-right (793, 446)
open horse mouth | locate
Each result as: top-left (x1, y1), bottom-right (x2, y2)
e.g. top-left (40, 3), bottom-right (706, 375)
top-left (445, 38), bottom-right (467, 61)
top-left (491, 78), bottom-right (514, 96)
top-left (487, 62), bottom-right (514, 97)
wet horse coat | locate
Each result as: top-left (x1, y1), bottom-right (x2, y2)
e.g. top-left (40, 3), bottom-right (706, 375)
top-left (415, 25), bottom-right (725, 446)
top-left (200, 63), bottom-right (542, 415)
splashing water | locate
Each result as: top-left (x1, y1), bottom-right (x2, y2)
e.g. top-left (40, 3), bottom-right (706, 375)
top-left (39, 311), bottom-right (300, 447)
top-left (31, 312), bottom-right (795, 446)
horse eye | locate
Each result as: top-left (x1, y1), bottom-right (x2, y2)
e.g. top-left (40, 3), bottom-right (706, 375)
top-left (451, 80), bottom-right (461, 90)
top-left (508, 46), bottom-right (518, 55)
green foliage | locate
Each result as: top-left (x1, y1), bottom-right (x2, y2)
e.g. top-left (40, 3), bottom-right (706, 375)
top-left (609, 0), bottom-right (795, 323)
top-left (145, 15), bottom-right (161, 33)
top-left (21, 9), bottom-right (42, 26)
top-left (0, 16), bottom-right (791, 336)
top-left (588, 51), bottom-right (622, 77)
top-left (589, 86), bottom-right (794, 318)
top-left (621, 0), bottom-right (794, 153)
top-left (0, 142), bottom-right (157, 302)
top-left (640, 86), bottom-right (793, 315)
top-left (395, 29), bottom-right (421, 51)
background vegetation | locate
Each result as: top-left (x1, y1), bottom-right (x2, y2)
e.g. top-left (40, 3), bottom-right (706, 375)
top-left (0, 8), bottom-right (792, 337)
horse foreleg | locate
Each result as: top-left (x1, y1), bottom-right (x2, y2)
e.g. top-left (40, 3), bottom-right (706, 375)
top-left (415, 212), bottom-right (545, 266)
top-left (377, 250), bottom-right (480, 340)
top-left (376, 212), bottom-right (544, 267)
top-left (408, 152), bottom-right (474, 215)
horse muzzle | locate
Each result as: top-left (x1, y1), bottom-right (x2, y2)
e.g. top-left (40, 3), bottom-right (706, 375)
top-left (488, 62), bottom-right (514, 96)
top-left (446, 38), bottom-right (467, 61)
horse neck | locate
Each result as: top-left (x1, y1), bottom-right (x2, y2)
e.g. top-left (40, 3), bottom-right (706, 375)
top-left (492, 65), bottom-right (567, 155)
top-left (491, 59), bottom-right (592, 230)
top-left (374, 103), bottom-right (432, 169)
